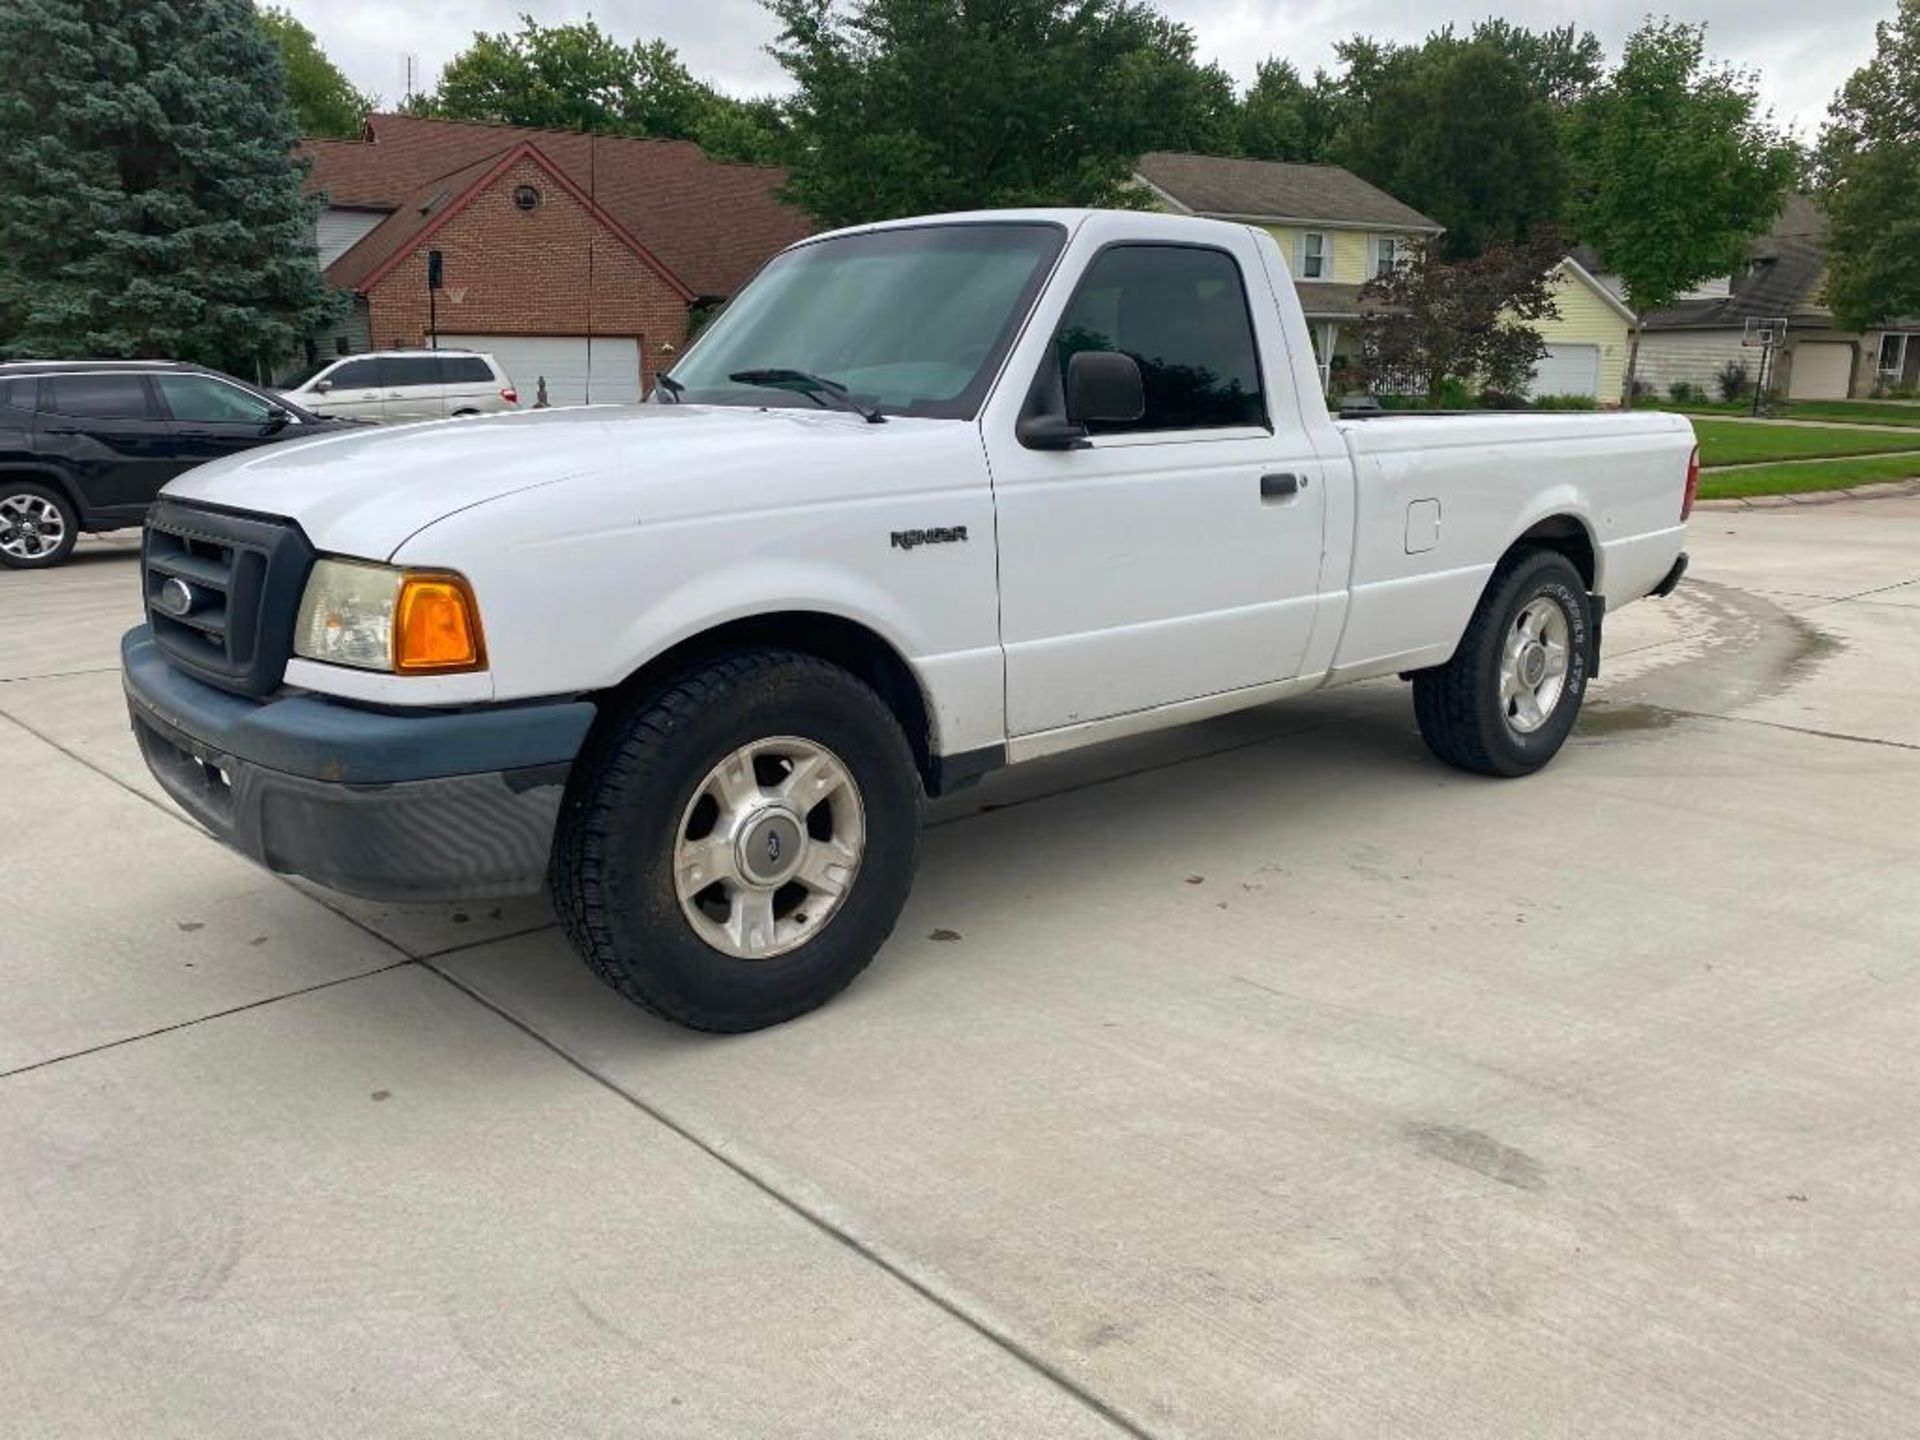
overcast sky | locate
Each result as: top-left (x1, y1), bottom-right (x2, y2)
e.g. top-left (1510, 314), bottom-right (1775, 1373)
top-left (279, 0), bottom-right (1886, 142)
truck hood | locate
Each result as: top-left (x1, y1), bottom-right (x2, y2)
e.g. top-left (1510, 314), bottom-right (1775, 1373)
top-left (161, 403), bottom-right (938, 560)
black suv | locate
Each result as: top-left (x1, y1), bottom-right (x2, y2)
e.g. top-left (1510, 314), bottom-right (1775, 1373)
top-left (0, 360), bottom-right (358, 569)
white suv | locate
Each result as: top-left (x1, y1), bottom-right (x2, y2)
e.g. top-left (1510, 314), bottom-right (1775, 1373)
top-left (281, 350), bottom-right (519, 423)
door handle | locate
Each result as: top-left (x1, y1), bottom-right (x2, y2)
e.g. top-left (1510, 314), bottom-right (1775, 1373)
top-left (1260, 472), bottom-right (1304, 501)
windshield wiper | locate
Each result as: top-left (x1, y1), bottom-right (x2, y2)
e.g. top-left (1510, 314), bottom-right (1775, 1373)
top-left (727, 368), bottom-right (886, 424)
top-left (654, 372), bottom-right (685, 403)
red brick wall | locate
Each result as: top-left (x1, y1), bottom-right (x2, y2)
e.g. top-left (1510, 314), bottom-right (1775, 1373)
top-left (364, 156), bottom-right (691, 389)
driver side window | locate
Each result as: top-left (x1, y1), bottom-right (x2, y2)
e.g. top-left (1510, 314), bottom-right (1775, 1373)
top-left (154, 374), bottom-right (274, 425)
top-left (327, 358), bottom-right (381, 390)
top-left (1052, 245), bottom-right (1268, 435)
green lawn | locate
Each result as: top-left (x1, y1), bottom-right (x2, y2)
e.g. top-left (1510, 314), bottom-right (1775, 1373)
top-left (1648, 398), bottom-right (1920, 427)
top-left (1698, 453), bottom-right (1920, 499)
top-left (1691, 418), bottom-right (1920, 467)
top-left (1787, 400), bottom-right (1920, 427)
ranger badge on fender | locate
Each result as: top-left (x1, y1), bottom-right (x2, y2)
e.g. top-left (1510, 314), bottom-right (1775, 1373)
top-left (890, 526), bottom-right (968, 551)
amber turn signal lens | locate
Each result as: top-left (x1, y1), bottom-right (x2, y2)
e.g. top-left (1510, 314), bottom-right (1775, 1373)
top-left (393, 573), bottom-right (485, 672)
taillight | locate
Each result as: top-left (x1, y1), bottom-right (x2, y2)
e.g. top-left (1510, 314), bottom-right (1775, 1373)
top-left (500, 388), bottom-right (519, 405)
top-left (1681, 444), bottom-right (1700, 521)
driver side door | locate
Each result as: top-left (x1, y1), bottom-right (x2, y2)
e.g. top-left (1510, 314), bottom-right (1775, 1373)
top-left (982, 228), bottom-right (1330, 740)
top-left (307, 357), bottom-right (386, 421)
top-left (154, 373), bottom-right (298, 470)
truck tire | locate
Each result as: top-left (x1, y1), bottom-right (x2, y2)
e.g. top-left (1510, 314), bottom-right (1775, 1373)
top-left (1413, 547), bottom-right (1591, 777)
top-left (0, 480), bottom-right (79, 569)
top-left (550, 648), bottom-right (923, 1032)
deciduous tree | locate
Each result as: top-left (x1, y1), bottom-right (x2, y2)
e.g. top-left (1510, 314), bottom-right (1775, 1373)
top-left (0, 0), bottom-right (337, 373)
top-left (420, 17), bottom-right (787, 162)
top-left (1332, 33), bottom-right (1569, 258)
top-left (1234, 60), bottom-right (1348, 162)
top-left (258, 6), bottom-right (373, 139)
top-left (1568, 23), bottom-right (1795, 327)
top-left (1818, 0), bottom-right (1920, 332)
top-left (765, 0), bottom-right (1237, 226)
top-left (1353, 233), bottom-right (1565, 405)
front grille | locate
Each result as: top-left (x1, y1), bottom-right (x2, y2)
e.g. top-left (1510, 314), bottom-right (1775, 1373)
top-left (142, 499), bottom-right (315, 696)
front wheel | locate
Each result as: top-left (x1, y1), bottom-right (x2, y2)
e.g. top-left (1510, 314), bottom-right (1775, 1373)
top-left (1413, 548), bottom-right (1592, 777)
top-left (0, 481), bottom-right (79, 569)
top-left (550, 649), bottom-right (922, 1032)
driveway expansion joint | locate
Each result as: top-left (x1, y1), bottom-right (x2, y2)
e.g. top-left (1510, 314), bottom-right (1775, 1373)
top-left (418, 957), bottom-right (1161, 1440)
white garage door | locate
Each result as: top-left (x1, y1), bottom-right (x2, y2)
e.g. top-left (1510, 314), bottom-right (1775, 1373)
top-left (1790, 342), bottom-right (1853, 401)
top-left (1528, 343), bottom-right (1601, 399)
top-left (439, 335), bottom-right (643, 408)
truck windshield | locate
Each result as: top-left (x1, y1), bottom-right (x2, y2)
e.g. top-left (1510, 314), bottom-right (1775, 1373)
top-left (662, 222), bottom-right (1066, 420)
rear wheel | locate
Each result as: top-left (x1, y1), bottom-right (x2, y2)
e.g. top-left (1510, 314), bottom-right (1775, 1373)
top-left (0, 481), bottom-right (78, 570)
top-left (550, 649), bottom-right (922, 1032)
top-left (1414, 548), bottom-right (1591, 777)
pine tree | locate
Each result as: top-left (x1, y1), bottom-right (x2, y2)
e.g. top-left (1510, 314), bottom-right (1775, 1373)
top-left (0, 0), bottom-right (338, 376)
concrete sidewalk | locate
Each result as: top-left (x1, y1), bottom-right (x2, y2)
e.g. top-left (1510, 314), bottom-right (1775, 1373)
top-left (4, 505), bottom-right (1919, 1437)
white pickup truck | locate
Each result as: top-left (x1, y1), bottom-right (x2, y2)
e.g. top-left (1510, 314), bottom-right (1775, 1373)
top-left (124, 208), bottom-right (1695, 1031)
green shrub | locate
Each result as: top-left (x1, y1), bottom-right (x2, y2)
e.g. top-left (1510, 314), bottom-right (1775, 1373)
top-left (1474, 386), bottom-right (1526, 409)
top-left (1532, 393), bottom-right (1599, 410)
top-left (1669, 379), bottom-right (1703, 403)
top-left (1715, 360), bottom-right (1753, 403)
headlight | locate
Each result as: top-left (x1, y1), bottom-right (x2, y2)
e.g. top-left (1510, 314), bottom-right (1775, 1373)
top-left (294, 559), bottom-right (486, 673)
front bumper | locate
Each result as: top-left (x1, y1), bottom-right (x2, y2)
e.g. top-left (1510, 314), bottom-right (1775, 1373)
top-left (122, 626), bottom-right (596, 902)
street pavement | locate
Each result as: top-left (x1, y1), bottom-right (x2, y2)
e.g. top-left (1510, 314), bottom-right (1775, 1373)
top-left (4, 502), bottom-right (1919, 1438)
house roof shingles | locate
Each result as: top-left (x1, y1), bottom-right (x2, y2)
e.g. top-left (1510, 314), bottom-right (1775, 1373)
top-left (1134, 151), bottom-right (1443, 232)
top-left (1641, 194), bottom-right (1845, 332)
top-left (304, 113), bottom-right (814, 299)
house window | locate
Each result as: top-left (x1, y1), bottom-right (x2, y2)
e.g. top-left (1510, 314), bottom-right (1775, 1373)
top-left (1880, 332), bottom-right (1920, 390)
top-left (1373, 237), bottom-right (1400, 278)
top-left (1300, 232), bottom-right (1326, 279)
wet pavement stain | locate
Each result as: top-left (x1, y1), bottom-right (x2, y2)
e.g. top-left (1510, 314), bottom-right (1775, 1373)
top-left (1404, 1123), bottom-right (1546, 1191)
top-left (1590, 579), bottom-right (1845, 724)
top-left (1578, 702), bottom-right (1682, 736)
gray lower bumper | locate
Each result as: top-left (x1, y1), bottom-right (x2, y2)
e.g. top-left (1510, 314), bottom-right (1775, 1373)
top-left (123, 626), bottom-right (596, 903)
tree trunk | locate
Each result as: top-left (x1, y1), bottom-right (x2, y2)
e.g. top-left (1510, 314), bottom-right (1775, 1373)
top-left (1623, 322), bottom-right (1643, 406)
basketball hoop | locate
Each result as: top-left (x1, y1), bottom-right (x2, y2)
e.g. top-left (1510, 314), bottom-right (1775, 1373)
top-left (447, 286), bottom-right (468, 305)
top-left (1740, 317), bottom-right (1789, 415)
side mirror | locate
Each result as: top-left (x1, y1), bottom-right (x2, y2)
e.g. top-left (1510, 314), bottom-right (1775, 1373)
top-left (1015, 350), bottom-right (1147, 451)
top-left (1065, 350), bottom-right (1145, 426)
top-left (264, 406), bottom-right (292, 431)
top-left (311, 379), bottom-right (333, 394)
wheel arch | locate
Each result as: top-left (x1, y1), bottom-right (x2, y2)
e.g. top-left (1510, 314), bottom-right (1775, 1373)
top-left (1505, 510), bottom-right (1599, 592)
top-left (0, 464), bottom-right (83, 517)
top-left (595, 610), bottom-right (941, 792)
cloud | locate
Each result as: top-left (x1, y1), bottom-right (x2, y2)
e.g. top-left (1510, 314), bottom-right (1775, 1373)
top-left (280, 0), bottom-right (1882, 136)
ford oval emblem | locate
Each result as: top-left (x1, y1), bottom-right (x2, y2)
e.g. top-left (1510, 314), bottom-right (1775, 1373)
top-left (155, 576), bottom-right (198, 618)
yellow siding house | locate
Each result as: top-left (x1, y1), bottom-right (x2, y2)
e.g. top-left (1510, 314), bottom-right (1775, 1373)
top-left (1133, 152), bottom-right (1638, 405)
top-left (1133, 151), bottom-right (1442, 396)
top-left (1530, 257), bottom-right (1637, 405)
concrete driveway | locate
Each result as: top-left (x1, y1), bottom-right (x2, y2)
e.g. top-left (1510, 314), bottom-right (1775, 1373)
top-left (4, 505), bottom-right (1919, 1438)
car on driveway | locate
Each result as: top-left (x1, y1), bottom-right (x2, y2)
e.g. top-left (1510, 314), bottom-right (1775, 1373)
top-left (123, 208), bottom-right (1696, 1033)
top-left (0, 360), bottom-right (358, 569)
top-left (279, 349), bottom-right (520, 423)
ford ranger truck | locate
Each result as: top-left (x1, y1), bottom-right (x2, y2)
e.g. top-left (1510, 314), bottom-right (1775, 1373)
top-left (122, 209), bottom-right (1695, 1032)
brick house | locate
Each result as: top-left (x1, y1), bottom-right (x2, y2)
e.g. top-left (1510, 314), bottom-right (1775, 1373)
top-left (298, 114), bottom-right (814, 403)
